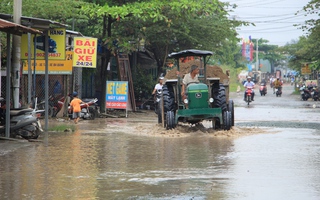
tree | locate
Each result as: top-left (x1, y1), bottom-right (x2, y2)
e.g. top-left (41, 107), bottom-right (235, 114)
top-left (80, 0), bottom-right (246, 111)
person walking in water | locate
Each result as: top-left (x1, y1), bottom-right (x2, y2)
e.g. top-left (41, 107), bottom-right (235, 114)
top-left (70, 91), bottom-right (87, 124)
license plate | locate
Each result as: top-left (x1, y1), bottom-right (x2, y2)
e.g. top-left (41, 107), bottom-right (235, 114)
top-left (300, 91), bottom-right (304, 94)
top-left (311, 92), bottom-right (314, 95)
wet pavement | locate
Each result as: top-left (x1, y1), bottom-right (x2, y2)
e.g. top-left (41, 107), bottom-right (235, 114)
top-left (0, 83), bottom-right (320, 200)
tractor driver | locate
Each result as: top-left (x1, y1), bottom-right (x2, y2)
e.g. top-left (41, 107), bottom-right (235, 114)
top-left (181, 65), bottom-right (200, 100)
top-left (243, 76), bottom-right (255, 101)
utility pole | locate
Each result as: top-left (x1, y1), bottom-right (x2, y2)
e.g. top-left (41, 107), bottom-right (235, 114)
top-left (256, 39), bottom-right (259, 72)
top-left (12, 0), bottom-right (22, 108)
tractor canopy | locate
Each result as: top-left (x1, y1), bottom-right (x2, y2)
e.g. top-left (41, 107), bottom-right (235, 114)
top-left (168, 49), bottom-right (213, 58)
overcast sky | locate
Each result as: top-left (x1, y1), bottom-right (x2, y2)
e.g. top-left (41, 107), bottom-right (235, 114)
top-left (221, 0), bottom-right (315, 46)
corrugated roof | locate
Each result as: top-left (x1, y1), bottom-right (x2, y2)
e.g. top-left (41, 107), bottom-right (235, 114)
top-left (0, 13), bottom-right (68, 29)
top-left (0, 18), bottom-right (42, 35)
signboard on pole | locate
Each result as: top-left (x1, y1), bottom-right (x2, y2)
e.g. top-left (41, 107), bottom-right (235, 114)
top-left (21, 28), bottom-right (66, 60)
top-left (301, 65), bottom-right (311, 75)
top-left (73, 37), bottom-right (97, 68)
top-left (106, 81), bottom-right (128, 110)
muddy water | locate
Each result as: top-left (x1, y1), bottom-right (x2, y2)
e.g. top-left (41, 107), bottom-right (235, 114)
top-left (0, 83), bottom-right (320, 199)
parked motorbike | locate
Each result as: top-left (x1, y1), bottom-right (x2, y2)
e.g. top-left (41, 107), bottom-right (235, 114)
top-left (299, 86), bottom-right (312, 101)
top-left (244, 87), bottom-right (253, 105)
top-left (153, 89), bottom-right (163, 123)
top-left (275, 86), bottom-right (282, 97)
top-left (68, 98), bottom-right (98, 120)
top-left (312, 87), bottom-right (319, 101)
top-left (37, 94), bottom-right (67, 117)
top-left (259, 82), bottom-right (267, 96)
top-left (0, 97), bottom-right (44, 140)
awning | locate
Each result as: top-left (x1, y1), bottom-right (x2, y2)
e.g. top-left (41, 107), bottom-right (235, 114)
top-left (0, 18), bottom-right (42, 35)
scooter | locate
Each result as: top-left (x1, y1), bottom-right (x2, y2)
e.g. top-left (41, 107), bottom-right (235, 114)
top-left (299, 86), bottom-right (312, 101)
top-left (68, 98), bottom-right (98, 120)
top-left (37, 94), bottom-right (67, 117)
top-left (259, 82), bottom-right (267, 96)
top-left (275, 86), bottom-right (282, 97)
top-left (312, 87), bottom-right (319, 101)
top-left (0, 97), bottom-right (44, 140)
top-left (244, 87), bottom-right (253, 105)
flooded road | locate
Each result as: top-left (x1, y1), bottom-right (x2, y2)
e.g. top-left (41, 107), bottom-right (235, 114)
top-left (1, 84), bottom-right (320, 199)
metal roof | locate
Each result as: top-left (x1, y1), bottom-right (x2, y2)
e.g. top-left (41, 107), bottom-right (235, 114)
top-left (66, 30), bottom-right (83, 36)
top-left (0, 13), bottom-right (68, 29)
top-left (0, 18), bottom-right (42, 35)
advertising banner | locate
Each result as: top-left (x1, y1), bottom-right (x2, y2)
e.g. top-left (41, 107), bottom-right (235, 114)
top-left (21, 28), bottom-right (66, 60)
top-left (22, 51), bottom-right (73, 74)
top-left (106, 81), bottom-right (128, 109)
top-left (73, 37), bottom-right (97, 68)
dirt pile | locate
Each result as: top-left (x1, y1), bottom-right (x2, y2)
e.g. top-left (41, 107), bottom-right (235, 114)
top-left (165, 60), bottom-right (229, 83)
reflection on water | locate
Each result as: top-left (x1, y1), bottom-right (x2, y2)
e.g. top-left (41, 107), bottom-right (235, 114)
top-left (0, 128), bottom-right (320, 199)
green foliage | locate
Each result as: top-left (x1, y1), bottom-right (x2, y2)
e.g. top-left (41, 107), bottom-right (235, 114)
top-left (48, 124), bottom-right (75, 132)
top-left (132, 65), bottom-right (154, 101)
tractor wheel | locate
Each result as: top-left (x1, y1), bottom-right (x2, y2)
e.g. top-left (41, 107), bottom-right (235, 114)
top-left (163, 85), bottom-right (175, 112)
top-left (166, 111), bottom-right (175, 130)
top-left (212, 84), bottom-right (227, 112)
top-left (223, 111), bottom-right (231, 131)
top-left (157, 102), bottom-right (162, 124)
top-left (228, 100), bottom-right (235, 126)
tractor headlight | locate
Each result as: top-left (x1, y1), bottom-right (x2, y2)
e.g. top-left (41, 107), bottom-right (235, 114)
top-left (209, 98), bottom-right (214, 103)
top-left (184, 99), bottom-right (188, 104)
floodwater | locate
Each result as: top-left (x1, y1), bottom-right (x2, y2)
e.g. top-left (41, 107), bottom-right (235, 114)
top-left (0, 84), bottom-right (320, 200)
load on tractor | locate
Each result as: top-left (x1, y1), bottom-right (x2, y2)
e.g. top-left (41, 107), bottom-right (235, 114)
top-left (157, 49), bottom-right (234, 130)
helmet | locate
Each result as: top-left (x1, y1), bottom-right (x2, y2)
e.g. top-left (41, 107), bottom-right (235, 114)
top-left (247, 76), bottom-right (251, 79)
top-left (72, 91), bottom-right (78, 97)
top-left (159, 73), bottom-right (164, 80)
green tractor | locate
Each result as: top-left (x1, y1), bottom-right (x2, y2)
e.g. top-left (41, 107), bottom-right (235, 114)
top-left (158, 49), bottom-right (234, 130)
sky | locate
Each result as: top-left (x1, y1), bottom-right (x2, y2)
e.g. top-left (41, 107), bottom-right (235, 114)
top-left (221, 0), bottom-right (316, 46)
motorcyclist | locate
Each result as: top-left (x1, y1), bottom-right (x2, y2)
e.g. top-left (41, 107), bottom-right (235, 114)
top-left (243, 76), bottom-right (255, 101)
top-left (273, 78), bottom-right (282, 94)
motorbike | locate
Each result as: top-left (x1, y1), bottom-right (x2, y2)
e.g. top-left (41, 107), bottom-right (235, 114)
top-left (259, 82), bottom-right (267, 96)
top-left (299, 85), bottom-right (312, 101)
top-left (275, 86), bottom-right (282, 97)
top-left (68, 98), bottom-right (98, 120)
top-left (37, 94), bottom-right (67, 117)
top-left (311, 87), bottom-right (319, 101)
top-left (153, 89), bottom-right (163, 123)
top-left (244, 87), bottom-right (253, 105)
top-left (0, 97), bottom-right (44, 140)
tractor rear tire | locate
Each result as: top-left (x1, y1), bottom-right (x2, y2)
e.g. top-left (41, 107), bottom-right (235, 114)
top-left (212, 84), bottom-right (227, 112)
top-left (162, 85), bottom-right (175, 112)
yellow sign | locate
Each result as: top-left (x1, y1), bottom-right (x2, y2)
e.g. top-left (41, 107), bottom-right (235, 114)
top-left (21, 28), bottom-right (66, 60)
top-left (73, 37), bottom-right (97, 68)
top-left (301, 66), bottom-right (311, 74)
top-left (22, 51), bottom-right (73, 74)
